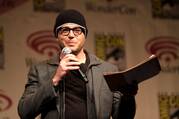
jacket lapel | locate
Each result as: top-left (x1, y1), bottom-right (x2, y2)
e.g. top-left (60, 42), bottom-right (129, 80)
top-left (87, 54), bottom-right (103, 118)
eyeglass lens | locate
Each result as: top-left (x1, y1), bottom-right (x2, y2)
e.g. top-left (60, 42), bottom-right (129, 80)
top-left (60, 27), bottom-right (83, 36)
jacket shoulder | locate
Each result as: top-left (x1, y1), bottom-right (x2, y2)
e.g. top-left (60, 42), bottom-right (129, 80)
top-left (28, 57), bottom-right (58, 77)
top-left (97, 58), bottom-right (118, 72)
top-left (88, 53), bottom-right (118, 72)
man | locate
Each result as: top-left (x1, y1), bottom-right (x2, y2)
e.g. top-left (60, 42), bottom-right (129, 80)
top-left (18, 9), bottom-right (137, 119)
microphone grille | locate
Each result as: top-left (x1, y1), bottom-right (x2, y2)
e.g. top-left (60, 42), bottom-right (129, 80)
top-left (61, 47), bottom-right (72, 55)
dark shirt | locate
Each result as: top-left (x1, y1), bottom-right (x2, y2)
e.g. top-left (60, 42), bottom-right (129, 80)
top-left (65, 54), bottom-right (89, 119)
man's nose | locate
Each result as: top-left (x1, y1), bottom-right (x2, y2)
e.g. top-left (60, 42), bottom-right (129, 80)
top-left (68, 30), bottom-right (75, 37)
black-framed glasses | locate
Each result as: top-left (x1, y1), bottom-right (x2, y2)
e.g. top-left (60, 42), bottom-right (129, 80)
top-left (59, 27), bottom-right (85, 36)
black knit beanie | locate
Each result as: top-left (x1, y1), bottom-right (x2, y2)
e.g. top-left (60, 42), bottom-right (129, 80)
top-left (53, 9), bottom-right (88, 38)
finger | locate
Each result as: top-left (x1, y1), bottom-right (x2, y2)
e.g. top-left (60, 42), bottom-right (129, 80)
top-left (58, 63), bottom-right (80, 73)
top-left (66, 61), bottom-right (81, 66)
top-left (63, 54), bottom-right (79, 62)
top-left (65, 66), bottom-right (80, 70)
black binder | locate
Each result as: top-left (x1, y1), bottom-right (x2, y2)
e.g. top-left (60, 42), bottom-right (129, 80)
top-left (104, 55), bottom-right (161, 92)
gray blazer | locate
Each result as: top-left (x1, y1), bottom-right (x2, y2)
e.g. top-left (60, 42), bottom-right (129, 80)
top-left (18, 52), bottom-right (122, 119)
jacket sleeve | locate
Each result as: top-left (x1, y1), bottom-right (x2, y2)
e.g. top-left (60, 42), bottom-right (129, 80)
top-left (110, 66), bottom-right (138, 119)
top-left (18, 64), bottom-right (58, 119)
top-left (111, 90), bottom-right (137, 119)
top-left (117, 95), bottom-right (136, 119)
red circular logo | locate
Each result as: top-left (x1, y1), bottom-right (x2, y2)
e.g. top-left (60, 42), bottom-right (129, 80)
top-left (0, 90), bottom-right (12, 112)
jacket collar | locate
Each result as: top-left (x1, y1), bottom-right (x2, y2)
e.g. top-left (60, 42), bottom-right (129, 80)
top-left (46, 54), bottom-right (59, 66)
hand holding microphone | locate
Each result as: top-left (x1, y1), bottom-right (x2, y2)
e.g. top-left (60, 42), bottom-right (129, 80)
top-left (52, 47), bottom-right (88, 86)
top-left (60, 47), bottom-right (88, 82)
top-left (60, 47), bottom-right (81, 71)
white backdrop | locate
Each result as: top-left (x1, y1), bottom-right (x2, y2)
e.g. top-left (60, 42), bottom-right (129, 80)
top-left (0, 0), bottom-right (179, 119)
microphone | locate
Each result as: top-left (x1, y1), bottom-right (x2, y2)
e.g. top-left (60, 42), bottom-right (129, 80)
top-left (61, 47), bottom-right (88, 83)
top-left (60, 47), bottom-right (72, 59)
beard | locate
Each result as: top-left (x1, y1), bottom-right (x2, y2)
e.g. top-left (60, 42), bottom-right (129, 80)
top-left (71, 47), bottom-right (83, 55)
